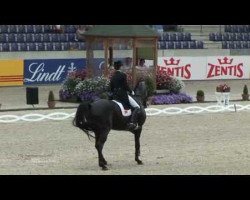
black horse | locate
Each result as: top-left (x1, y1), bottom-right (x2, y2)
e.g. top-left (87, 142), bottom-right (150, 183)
top-left (73, 82), bottom-right (147, 170)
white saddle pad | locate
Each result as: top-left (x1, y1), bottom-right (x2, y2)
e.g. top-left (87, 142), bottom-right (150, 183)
top-left (112, 100), bottom-right (132, 117)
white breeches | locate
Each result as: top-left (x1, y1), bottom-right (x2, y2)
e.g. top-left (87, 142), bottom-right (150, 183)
top-left (128, 95), bottom-right (140, 108)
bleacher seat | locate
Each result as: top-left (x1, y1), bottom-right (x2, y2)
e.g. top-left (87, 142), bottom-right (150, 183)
top-left (64, 25), bottom-right (76, 33)
top-left (183, 32), bottom-right (191, 41)
top-left (189, 41), bottom-right (196, 49)
top-left (26, 34), bottom-right (34, 42)
top-left (51, 34), bottom-right (59, 42)
top-left (228, 42), bottom-right (235, 49)
top-left (215, 33), bottom-right (222, 41)
top-left (8, 25), bottom-right (17, 33)
top-left (59, 34), bottom-right (67, 42)
top-left (167, 41), bottom-right (174, 49)
top-left (181, 41), bottom-right (189, 49)
top-left (44, 43), bottom-right (53, 51)
top-left (197, 41), bottom-right (203, 49)
top-left (158, 41), bottom-right (166, 49)
top-left (222, 41), bottom-right (227, 49)
top-left (7, 33), bottom-right (16, 42)
top-left (34, 34), bottom-right (43, 42)
top-left (35, 43), bottom-right (44, 51)
top-left (43, 33), bottom-right (50, 42)
top-left (10, 43), bottom-right (18, 51)
top-left (169, 33), bottom-right (177, 41)
top-left (236, 33), bottom-right (243, 41)
top-left (69, 42), bottom-right (78, 50)
top-left (34, 25), bottom-right (43, 33)
top-left (0, 34), bottom-right (7, 42)
top-left (175, 41), bottom-right (181, 49)
top-left (177, 32), bottom-right (183, 41)
top-left (53, 42), bottom-right (61, 51)
top-left (61, 42), bottom-right (70, 51)
top-left (2, 43), bottom-right (10, 51)
top-left (0, 25), bottom-right (8, 33)
top-left (17, 25), bottom-right (26, 33)
top-left (235, 41), bottom-right (242, 49)
top-left (222, 33), bottom-right (229, 41)
top-left (27, 43), bottom-right (36, 51)
top-left (18, 43), bottom-right (27, 51)
top-left (242, 33), bottom-right (249, 41)
top-left (242, 41), bottom-right (248, 49)
top-left (16, 34), bottom-right (26, 42)
top-left (25, 25), bottom-right (34, 33)
top-left (78, 42), bottom-right (86, 50)
top-left (209, 33), bottom-right (215, 41)
top-left (68, 33), bottom-right (77, 41)
top-left (43, 25), bottom-right (53, 33)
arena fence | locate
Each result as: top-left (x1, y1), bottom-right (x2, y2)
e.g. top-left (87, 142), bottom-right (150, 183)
top-left (1, 104), bottom-right (250, 123)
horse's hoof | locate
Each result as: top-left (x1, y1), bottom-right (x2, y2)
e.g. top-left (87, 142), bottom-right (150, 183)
top-left (136, 160), bottom-right (143, 165)
top-left (102, 166), bottom-right (109, 170)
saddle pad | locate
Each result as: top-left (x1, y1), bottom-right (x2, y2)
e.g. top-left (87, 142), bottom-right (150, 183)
top-left (112, 100), bottom-right (132, 116)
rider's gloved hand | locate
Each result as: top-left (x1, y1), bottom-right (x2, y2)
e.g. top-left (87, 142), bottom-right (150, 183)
top-left (131, 91), bottom-right (135, 95)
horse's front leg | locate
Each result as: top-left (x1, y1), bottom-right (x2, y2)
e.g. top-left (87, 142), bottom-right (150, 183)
top-left (133, 128), bottom-right (143, 165)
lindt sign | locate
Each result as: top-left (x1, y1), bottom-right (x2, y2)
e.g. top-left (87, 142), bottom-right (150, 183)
top-left (24, 59), bottom-right (86, 85)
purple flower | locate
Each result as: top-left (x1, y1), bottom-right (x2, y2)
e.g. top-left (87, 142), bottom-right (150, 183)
top-left (151, 93), bottom-right (193, 105)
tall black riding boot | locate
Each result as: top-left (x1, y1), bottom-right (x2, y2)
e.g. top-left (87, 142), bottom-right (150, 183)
top-left (127, 107), bottom-right (140, 131)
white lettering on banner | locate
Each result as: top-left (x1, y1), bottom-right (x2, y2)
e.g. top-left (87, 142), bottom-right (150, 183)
top-left (24, 62), bottom-right (68, 83)
top-left (67, 62), bottom-right (77, 73)
top-left (207, 57), bottom-right (244, 78)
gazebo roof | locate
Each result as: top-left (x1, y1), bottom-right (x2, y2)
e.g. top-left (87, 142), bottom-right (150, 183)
top-left (84, 25), bottom-right (159, 38)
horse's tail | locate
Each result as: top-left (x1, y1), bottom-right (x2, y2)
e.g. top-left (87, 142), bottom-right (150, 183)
top-left (73, 102), bottom-right (95, 140)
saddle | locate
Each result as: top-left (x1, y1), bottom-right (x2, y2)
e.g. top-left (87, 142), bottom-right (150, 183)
top-left (112, 100), bottom-right (132, 117)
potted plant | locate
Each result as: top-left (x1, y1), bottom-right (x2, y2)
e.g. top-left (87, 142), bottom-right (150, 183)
top-left (242, 84), bottom-right (249, 101)
top-left (47, 90), bottom-right (56, 108)
top-left (196, 90), bottom-right (205, 102)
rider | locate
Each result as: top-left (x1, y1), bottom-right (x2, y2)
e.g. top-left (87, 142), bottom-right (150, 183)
top-left (110, 60), bottom-right (141, 131)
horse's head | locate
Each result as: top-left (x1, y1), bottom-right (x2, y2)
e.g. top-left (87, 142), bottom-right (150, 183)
top-left (134, 80), bottom-right (148, 108)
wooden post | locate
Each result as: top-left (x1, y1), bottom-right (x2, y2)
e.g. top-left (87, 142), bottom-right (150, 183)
top-left (132, 38), bottom-right (137, 89)
top-left (153, 38), bottom-right (158, 90)
top-left (86, 37), bottom-right (94, 78)
top-left (104, 39), bottom-right (109, 77)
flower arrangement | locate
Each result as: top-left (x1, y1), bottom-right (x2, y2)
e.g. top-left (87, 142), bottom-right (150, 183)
top-left (216, 84), bottom-right (230, 92)
top-left (59, 69), bottom-right (110, 102)
top-left (156, 71), bottom-right (185, 93)
top-left (151, 93), bottom-right (193, 105)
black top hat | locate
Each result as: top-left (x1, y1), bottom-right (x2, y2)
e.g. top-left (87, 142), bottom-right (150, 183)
top-left (114, 60), bottom-right (123, 68)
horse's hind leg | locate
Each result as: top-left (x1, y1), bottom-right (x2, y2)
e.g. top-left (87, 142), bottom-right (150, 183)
top-left (95, 130), bottom-right (109, 170)
top-left (133, 128), bottom-right (143, 165)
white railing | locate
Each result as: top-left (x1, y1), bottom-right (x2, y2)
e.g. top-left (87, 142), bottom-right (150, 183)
top-left (1, 104), bottom-right (250, 123)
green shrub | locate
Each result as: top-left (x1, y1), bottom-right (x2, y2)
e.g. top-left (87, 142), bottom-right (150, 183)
top-left (48, 91), bottom-right (55, 101)
top-left (196, 90), bottom-right (204, 96)
top-left (144, 75), bottom-right (156, 96)
top-left (243, 84), bottom-right (248, 95)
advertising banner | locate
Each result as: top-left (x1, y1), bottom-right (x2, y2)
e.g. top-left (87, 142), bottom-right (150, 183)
top-left (0, 60), bottom-right (24, 86)
top-left (206, 56), bottom-right (250, 80)
top-left (157, 57), bottom-right (207, 80)
top-left (158, 56), bottom-right (250, 80)
top-left (24, 58), bottom-right (86, 85)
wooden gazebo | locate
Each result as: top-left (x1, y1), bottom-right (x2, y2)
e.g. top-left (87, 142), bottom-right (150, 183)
top-left (84, 25), bottom-right (159, 87)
